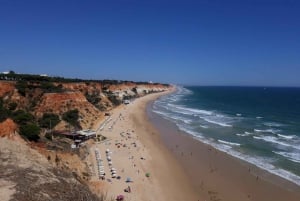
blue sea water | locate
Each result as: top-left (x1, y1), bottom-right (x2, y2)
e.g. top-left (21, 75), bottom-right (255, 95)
top-left (152, 86), bottom-right (300, 186)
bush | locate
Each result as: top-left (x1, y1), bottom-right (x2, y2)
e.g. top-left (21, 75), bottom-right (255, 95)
top-left (19, 123), bottom-right (40, 141)
top-left (16, 81), bottom-right (27, 96)
top-left (40, 82), bottom-right (64, 93)
top-left (107, 95), bottom-right (121, 106)
top-left (62, 109), bottom-right (80, 128)
top-left (131, 87), bottom-right (137, 94)
top-left (0, 103), bottom-right (9, 122)
top-left (45, 132), bottom-right (52, 140)
top-left (85, 92), bottom-right (101, 105)
top-left (8, 102), bottom-right (17, 111)
top-left (12, 110), bottom-right (34, 125)
top-left (39, 113), bottom-right (60, 129)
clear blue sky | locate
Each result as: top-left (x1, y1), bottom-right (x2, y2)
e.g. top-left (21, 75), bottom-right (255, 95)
top-left (1, 0), bottom-right (300, 86)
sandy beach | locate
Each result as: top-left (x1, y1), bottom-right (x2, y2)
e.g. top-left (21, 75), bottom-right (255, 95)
top-left (87, 89), bottom-right (300, 201)
top-left (88, 90), bottom-right (199, 201)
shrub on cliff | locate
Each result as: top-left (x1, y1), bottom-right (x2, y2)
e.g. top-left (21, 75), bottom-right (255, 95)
top-left (40, 81), bottom-right (64, 93)
top-left (0, 99), bottom-right (10, 122)
top-left (16, 80), bottom-right (27, 96)
top-left (39, 113), bottom-right (60, 129)
top-left (62, 109), bottom-right (80, 128)
top-left (85, 92), bottom-right (101, 105)
top-left (107, 94), bottom-right (122, 106)
top-left (12, 110), bottom-right (34, 125)
top-left (8, 102), bottom-right (17, 111)
top-left (19, 123), bottom-right (40, 141)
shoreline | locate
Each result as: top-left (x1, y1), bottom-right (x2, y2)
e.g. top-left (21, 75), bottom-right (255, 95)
top-left (146, 89), bottom-right (300, 201)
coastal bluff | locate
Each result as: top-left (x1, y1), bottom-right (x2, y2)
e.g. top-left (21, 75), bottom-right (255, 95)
top-left (0, 75), bottom-right (171, 201)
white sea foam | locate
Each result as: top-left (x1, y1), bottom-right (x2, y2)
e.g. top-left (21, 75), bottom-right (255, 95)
top-left (273, 151), bottom-right (300, 163)
top-left (152, 110), bottom-right (169, 117)
top-left (236, 133), bottom-right (245, 136)
top-left (218, 139), bottom-right (241, 146)
top-left (277, 134), bottom-right (295, 139)
top-left (256, 116), bottom-right (263, 119)
top-left (170, 115), bottom-right (193, 124)
top-left (157, 93), bottom-right (235, 128)
top-left (236, 132), bottom-right (252, 137)
top-left (200, 117), bottom-right (232, 127)
top-left (264, 122), bottom-right (284, 127)
top-left (200, 125), bottom-right (209, 129)
top-left (254, 128), bottom-right (280, 134)
top-left (178, 125), bottom-right (203, 139)
top-left (236, 113), bottom-right (242, 116)
top-left (253, 136), bottom-right (300, 151)
top-left (173, 105), bottom-right (213, 116)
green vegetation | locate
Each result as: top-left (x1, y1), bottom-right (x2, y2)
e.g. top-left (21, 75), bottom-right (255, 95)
top-left (40, 81), bottom-right (64, 93)
top-left (0, 100), bottom-right (42, 141)
top-left (15, 80), bottom-right (64, 96)
top-left (19, 123), bottom-right (40, 142)
top-left (0, 99), bottom-right (10, 122)
top-left (62, 109), bottom-right (80, 128)
top-left (0, 72), bottom-right (170, 86)
top-left (107, 94), bottom-right (122, 106)
top-left (15, 80), bottom-right (27, 96)
top-left (85, 92), bottom-right (101, 105)
top-left (11, 110), bottom-right (34, 125)
top-left (131, 87), bottom-right (138, 94)
top-left (8, 102), bottom-right (17, 111)
top-left (39, 113), bottom-right (60, 129)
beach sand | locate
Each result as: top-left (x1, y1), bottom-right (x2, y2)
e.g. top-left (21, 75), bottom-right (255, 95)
top-left (88, 89), bottom-right (300, 201)
top-left (88, 90), bottom-right (199, 201)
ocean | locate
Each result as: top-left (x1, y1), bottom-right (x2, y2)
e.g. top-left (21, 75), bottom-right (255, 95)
top-left (152, 86), bottom-right (300, 186)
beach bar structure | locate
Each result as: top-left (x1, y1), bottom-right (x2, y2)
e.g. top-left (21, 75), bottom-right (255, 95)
top-left (53, 129), bottom-right (96, 141)
top-left (76, 129), bottom-right (96, 140)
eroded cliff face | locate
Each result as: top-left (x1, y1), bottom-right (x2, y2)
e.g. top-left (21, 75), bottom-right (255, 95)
top-left (35, 92), bottom-right (101, 129)
top-left (0, 79), bottom-right (170, 201)
top-left (0, 80), bottom-right (170, 131)
top-left (0, 119), bottom-right (17, 138)
top-left (0, 82), bottom-right (15, 97)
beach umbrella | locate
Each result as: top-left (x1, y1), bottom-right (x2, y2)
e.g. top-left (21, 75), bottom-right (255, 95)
top-left (108, 161), bottom-right (113, 165)
top-left (126, 177), bottom-right (132, 182)
top-left (145, 173), bottom-right (150, 177)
